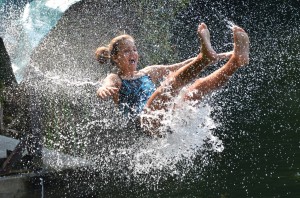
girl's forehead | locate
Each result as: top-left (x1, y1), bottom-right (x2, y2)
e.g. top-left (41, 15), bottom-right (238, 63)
top-left (120, 39), bottom-right (136, 48)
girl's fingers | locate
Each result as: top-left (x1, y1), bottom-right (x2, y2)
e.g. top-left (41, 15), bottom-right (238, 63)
top-left (107, 88), bottom-right (114, 95)
top-left (100, 92), bottom-right (106, 98)
top-left (98, 87), bottom-right (119, 99)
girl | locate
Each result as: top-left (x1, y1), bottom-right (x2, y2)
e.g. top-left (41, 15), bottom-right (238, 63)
top-left (96, 23), bottom-right (249, 136)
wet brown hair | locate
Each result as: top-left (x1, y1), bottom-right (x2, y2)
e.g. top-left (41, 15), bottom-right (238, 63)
top-left (95, 34), bottom-right (134, 65)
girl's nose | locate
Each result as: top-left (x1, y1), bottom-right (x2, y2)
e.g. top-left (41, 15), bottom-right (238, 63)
top-left (131, 50), bottom-right (137, 54)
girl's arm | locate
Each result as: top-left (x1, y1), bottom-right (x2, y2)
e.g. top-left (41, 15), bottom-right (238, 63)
top-left (96, 73), bottom-right (121, 104)
top-left (141, 58), bottom-right (195, 82)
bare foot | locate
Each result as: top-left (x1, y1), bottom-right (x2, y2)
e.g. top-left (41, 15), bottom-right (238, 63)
top-left (232, 26), bottom-right (250, 66)
top-left (197, 23), bottom-right (218, 63)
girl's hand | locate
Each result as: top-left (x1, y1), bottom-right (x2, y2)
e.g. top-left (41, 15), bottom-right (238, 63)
top-left (97, 87), bottom-right (119, 99)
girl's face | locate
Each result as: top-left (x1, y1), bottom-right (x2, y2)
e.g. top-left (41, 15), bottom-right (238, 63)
top-left (112, 39), bottom-right (139, 73)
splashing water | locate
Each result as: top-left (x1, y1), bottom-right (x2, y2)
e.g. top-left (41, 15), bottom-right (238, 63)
top-left (20, 61), bottom-right (223, 183)
top-left (130, 102), bottom-right (223, 177)
top-left (6, 1), bottom-right (300, 196)
top-left (0, 0), bottom-right (225, 182)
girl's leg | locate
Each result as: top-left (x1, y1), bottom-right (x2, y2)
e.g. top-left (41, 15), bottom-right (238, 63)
top-left (145, 23), bottom-right (218, 111)
top-left (140, 25), bottom-right (249, 136)
top-left (183, 26), bottom-right (250, 101)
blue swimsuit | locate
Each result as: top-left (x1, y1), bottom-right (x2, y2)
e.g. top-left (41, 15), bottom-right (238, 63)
top-left (119, 75), bottom-right (156, 117)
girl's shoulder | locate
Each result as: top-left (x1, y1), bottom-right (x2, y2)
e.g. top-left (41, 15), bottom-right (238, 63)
top-left (139, 65), bottom-right (153, 74)
top-left (106, 73), bottom-right (120, 80)
top-left (105, 73), bottom-right (122, 84)
top-left (139, 65), bottom-right (165, 83)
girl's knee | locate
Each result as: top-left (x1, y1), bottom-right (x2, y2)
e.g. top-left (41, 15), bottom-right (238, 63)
top-left (183, 89), bottom-right (202, 101)
top-left (184, 78), bottom-right (205, 101)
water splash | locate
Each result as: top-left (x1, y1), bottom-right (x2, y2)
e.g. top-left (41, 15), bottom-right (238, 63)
top-left (4, 0), bottom-right (299, 196)
top-left (24, 65), bottom-right (222, 181)
top-left (130, 102), bottom-right (223, 177)
top-left (0, 1), bottom-right (228, 187)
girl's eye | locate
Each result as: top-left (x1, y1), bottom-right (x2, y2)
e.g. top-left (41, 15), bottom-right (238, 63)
top-left (123, 50), bottom-right (136, 54)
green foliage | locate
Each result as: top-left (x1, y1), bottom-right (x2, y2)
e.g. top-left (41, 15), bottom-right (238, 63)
top-left (0, 82), bottom-right (3, 103)
top-left (132, 0), bottom-right (191, 66)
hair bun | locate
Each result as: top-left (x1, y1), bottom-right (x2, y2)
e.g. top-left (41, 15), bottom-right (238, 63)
top-left (95, 46), bottom-right (110, 64)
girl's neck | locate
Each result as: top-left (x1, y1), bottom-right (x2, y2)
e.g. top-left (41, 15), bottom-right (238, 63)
top-left (118, 70), bottom-right (144, 80)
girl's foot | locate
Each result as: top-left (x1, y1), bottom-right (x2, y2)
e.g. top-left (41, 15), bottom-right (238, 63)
top-left (231, 26), bottom-right (250, 67)
top-left (197, 23), bottom-right (218, 63)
